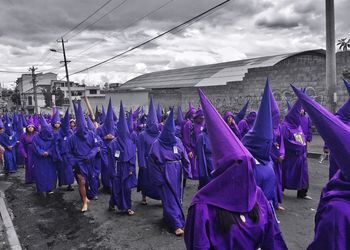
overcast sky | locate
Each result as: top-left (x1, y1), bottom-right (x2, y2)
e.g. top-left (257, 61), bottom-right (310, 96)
top-left (0, 0), bottom-right (349, 88)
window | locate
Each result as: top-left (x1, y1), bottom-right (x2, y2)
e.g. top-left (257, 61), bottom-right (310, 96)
top-left (28, 96), bottom-right (33, 106)
top-left (89, 89), bottom-right (97, 95)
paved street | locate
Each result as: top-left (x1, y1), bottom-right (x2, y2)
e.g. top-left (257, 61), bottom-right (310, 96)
top-left (0, 158), bottom-right (329, 250)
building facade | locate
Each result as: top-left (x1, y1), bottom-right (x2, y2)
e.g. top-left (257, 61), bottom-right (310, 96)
top-left (120, 49), bottom-right (350, 116)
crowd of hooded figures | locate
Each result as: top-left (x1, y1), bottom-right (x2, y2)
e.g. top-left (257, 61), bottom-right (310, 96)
top-left (1, 78), bottom-right (350, 249)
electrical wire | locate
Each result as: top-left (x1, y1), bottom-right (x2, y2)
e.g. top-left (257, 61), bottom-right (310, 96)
top-left (69, 0), bottom-right (230, 76)
top-left (61, 0), bottom-right (113, 39)
top-left (66, 0), bottom-right (129, 41)
top-left (73, 0), bottom-right (174, 57)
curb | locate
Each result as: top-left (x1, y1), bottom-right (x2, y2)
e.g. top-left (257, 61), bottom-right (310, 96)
top-left (0, 191), bottom-right (22, 250)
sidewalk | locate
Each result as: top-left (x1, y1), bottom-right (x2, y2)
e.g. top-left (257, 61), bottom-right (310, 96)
top-left (0, 181), bottom-right (21, 250)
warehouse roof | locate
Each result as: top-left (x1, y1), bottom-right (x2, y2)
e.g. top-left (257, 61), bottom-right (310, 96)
top-left (120, 49), bottom-right (325, 90)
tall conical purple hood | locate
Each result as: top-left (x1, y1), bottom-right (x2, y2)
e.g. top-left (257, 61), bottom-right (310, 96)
top-left (146, 97), bottom-right (159, 135)
top-left (27, 116), bottom-right (35, 127)
top-left (39, 114), bottom-right (53, 140)
top-left (176, 105), bottom-right (184, 125)
top-left (132, 106), bottom-right (141, 119)
top-left (292, 85), bottom-right (350, 178)
top-left (117, 100), bottom-right (130, 140)
top-left (198, 89), bottom-right (253, 171)
top-left (147, 97), bottom-right (158, 126)
top-left (242, 80), bottom-right (273, 163)
top-left (284, 97), bottom-right (301, 127)
top-left (87, 115), bottom-right (96, 132)
top-left (156, 103), bottom-right (162, 123)
top-left (61, 108), bottom-right (70, 135)
top-left (193, 89), bottom-right (257, 213)
top-left (75, 102), bottom-right (87, 137)
top-left (234, 99), bottom-right (250, 124)
top-left (185, 102), bottom-right (197, 119)
top-left (105, 98), bottom-right (115, 134)
top-left (100, 105), bottom-right (106, 122)
top-left (344, 79), bottom-right (350, 95)
top-left (158, 108), bottom-right (176, 146)
top-left (51, 110), bottom-right (61, 125)
top-left (335, 96), bottom-right (350, 125)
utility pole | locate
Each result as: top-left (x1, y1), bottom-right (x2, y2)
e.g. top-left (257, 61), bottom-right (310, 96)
top-left (29, 66), bottom-right (38, 114)
top-left (325, 0), bottom-right (337, 113)
top-left (59, 37), bottom-right (73, 112)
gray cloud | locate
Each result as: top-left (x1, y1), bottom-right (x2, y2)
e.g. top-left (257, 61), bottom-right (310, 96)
top-left (256, 16), bottom-right (300, 29)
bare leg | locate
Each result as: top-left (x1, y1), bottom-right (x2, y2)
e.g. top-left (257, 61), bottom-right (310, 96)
top-left (77, 174), bottom-right (88, 212)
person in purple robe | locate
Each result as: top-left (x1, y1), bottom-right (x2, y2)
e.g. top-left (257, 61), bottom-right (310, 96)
top-left (238, 110), bottom-right (257, 138)
top-left (0, 116), bottom-right (17, 174)
top-left (18, 117), bottom-right (37, 184)
top-left (195, 126), bottom-right (213, 190)
top-left (69, 119), bottom-right (76, 131)
top-left (69, 102), bottom-right (102, 212)
top-left (53, 109), bottom-right (74, 191)
top-left (127, 109), bottom-right (138, 144)
top-left (327, 80), bottom-right (350, 179)
top-left (269, 82), bottom-right (285, 210)
top-left (300, 107), bottom-right (312, 143)
top-left (185, 89), bottom-right (287, 250)
top-left (108, 101), bottom-right (137, 215)
top-left (14, 114), bottom-right (24, 167)
top-left (182, 104), bottom-right (198, 181)
top-left (233, 99), bottom-right (249, 124)
top-left (148, 108), bottom-right (191, 236)
top-left (242, 81), bottom-right (279, 209)
top-left (96, 98), bottom-right (117, 193)
top-left (290, 85), bottom-right (350, 250)
top-left (281, 97), bottom-right (311, 199)
top-left (223, 111), bottom-right (241, 139)
top-left (87, 115), bottom-right (106, 200)
top-left (33, 115), bottom-right (57, 194)
top-left (137, 98), bottom-right (161, 204)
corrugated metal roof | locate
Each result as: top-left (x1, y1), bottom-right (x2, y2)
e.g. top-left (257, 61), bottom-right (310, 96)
top-left (120, 49), bottom-right (325, 90)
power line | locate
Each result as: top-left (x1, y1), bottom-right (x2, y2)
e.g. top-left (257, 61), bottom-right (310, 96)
top-left (69, 0), bottom-right (230, 76)
top-left (66, 0), bottom-right (129, 41)
top-left (73, 0), bottom-right (174, 57)
top-left (61, 0), bottom-right (113, 39)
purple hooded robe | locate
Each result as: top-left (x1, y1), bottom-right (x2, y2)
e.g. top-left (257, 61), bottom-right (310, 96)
top-left (69, 102), bottom-right (102, 200)
top-left (53, 109), bottom-right (75, 186)
top-left (238, 111), bottom-right (257, 138)
top-left (185, 89), bottom-right (287, 250)
top-left (109, 101), bottom-right (137, 210)
top-left (148, 109), bottom-right (191, 230)
top-left (291, 85), bottom-right (350, 250)
top-left (281, 99), bottom-right (309, 191)
top-left (137, 98), bottom-right (161, 200)
top-left (32, 116), bottom-right (57, 192)
top-left (223, 111), bottom-right (241, 139)
top-left (195, 128), bottom-right (213, 190)
top-left (96, 98), bottom-right (117, 191)
top-left (0, 117), bottom-right (17, 173)
top-left (242, 81), bottom-right (278, 208)
top-left (18, 119), bottom-right (36, 183)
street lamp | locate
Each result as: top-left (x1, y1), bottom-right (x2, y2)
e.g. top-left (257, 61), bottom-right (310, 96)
top-left (50, 39), bottom-right (73, 112)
